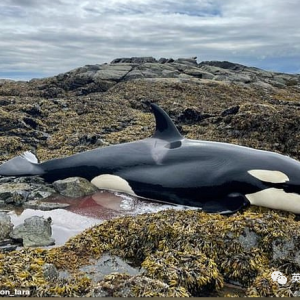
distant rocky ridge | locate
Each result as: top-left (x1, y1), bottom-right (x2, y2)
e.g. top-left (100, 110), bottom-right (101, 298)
top-left (1, 57), bottom-right (299, 98)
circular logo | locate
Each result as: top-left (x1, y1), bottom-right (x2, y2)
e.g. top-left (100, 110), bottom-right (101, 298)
top-left (271, 271), bottom-right (283, 282)
top-left (277, 275), bottom-right (287, 285)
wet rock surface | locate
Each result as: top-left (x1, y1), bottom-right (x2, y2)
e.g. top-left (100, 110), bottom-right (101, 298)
top-left (10, 215), bottom-right (55, 247)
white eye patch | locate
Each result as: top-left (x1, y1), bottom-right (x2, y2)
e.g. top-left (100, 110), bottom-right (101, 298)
top-left (247, 169), bottom-right (289, 183)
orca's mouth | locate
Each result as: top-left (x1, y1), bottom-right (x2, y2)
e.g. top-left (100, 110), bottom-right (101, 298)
top-left (277, 182), bottom-right (300, 194)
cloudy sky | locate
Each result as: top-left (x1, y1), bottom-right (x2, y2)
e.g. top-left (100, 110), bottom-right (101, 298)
top-left (1, 0), bottom-right (299, 80)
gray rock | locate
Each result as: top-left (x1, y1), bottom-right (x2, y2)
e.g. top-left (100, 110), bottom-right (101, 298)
top-left (158, 57), bottom-right (168, 64)
top-left (10, 216), bottom-right (55, 247)
top-left (43, 263), bottom-right (59, 281)
top-left (175, 57), bottom-right (198, 65)
top-left (58, 270), bottom-right (71, 280)
top-left (134, 63), bottom-right (180, 79)
top-left (28, 186), bottom-right (56, 200)
top-left (123, 69), bottom-right (144, 81)
top-left (272, 238), bottom-right (295, 261)
top-left (80, 253), bottom-right (143, 283)
top-left (23, 200), bottom-right (70, 210)
top-left (0, 212), bottom-right (13, 241)
top-left (0, 238), bottom-right (14, 246)
top-left (111, 57), bottom-right (157, 64)
top-left (251, 81), bottom-right (274, 90)
top-left (30, 57), bottom-right (300, 97)
top-left (0, 244), bottom-right (17, 252)
top-left (181, 67), bottom-right (214, 79)
top-left (14, 175), bottom-right (45, 184)
top-left (53, 177), bottom-right (98, 197)
top-left (0, 177), bottom-right (56, 205)
top-left (94, 64), bottom-right (132, 81)
top-left (294, 291), bottom-right (300, 297)
top-left (199, 64), bottom-right (233, 76)
top-left (200, 60), bottom-right (245, 71)
top-left (0, 183), bottom-right (31, 205)
top-left (213, 74), bottom-right (231, 81)
top-left (0, 176), bottom-right (17, 183)
top-left (238, 227), bottom-right (259, 251)
top-left (228, 73), bottom-right (252, 83)
top-left (90, 274), bottom-right (174, 298)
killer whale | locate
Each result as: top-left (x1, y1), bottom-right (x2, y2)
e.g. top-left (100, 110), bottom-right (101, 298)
top-left (1, 103), bottom-right (300, 214)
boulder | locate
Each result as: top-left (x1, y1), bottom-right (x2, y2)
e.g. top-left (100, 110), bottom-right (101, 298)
top-left (238, 227), bottom-right (259, 251)
top-left (174, 57), bottom-right (198, 65)
top-left (199, 60), bottom-right (246, 71)
top-left (0, 212), bottom-right (13, 241)
top-left (0, 177), bottom-right (56, 205)
top-left (124, 63), bottom-right (180, 80)
top-left (0, 183), bottom-right (31, 205)
top-left (10, 216), bottom-right (55, 247)
top-left (28, 187), bottom-right (56, 200)
top-left (53, 177), bottom-right (98, 197)
top-left (182, 67), bottom-right (214, 79)
top-left (80, 253), bottom-right (143, 283)
top-left (93, 64), bottom-right (132, 81)
top-left (43, 263), bottom-right (59, 282)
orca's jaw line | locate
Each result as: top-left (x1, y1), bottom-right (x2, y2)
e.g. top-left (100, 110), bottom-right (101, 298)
top-left (246, 188), bottom-right (300, 214)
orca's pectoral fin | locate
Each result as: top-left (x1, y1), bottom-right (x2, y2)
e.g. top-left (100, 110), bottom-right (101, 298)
top-left (202, 194), bottom-right (250, 214)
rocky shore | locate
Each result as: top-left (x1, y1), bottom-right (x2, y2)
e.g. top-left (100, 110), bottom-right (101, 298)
top-left (1, 57), bottom-right (300, 297)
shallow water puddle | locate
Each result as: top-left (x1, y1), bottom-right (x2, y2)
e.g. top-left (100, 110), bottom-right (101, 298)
top-left (8, 190), bottom-right (183, 246)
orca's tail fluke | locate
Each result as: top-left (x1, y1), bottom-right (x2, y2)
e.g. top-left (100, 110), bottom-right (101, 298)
top-left (0, 151), bottom-right (44, 177)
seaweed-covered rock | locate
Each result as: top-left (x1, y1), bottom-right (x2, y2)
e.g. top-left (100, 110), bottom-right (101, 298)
top-left (10, 216), bottom-right (55, 247)
top-left (2, 208), bottom-right (300, 296)
top-left (177, 107), bottom-right (213, 124)
top-left (53, 177), bottom-right (98, 197)
top-left (142, 249), bottom-right (223, 295)
top-left (90, 273), bottom-right (190, 297)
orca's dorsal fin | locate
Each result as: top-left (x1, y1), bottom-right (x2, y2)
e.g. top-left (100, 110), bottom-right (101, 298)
top-left (150, 103), bottom-right (183, 141)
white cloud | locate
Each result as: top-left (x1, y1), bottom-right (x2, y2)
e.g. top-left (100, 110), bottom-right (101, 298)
top-left (0, 0), bottom-right (299, 80)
